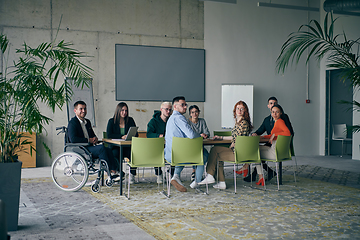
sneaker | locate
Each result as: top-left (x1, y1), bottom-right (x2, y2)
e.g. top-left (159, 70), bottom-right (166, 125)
top-left (157, 174), bottom-right (163, 184)
top-left (191, 172), bottom-right (195, 182)
top-left (190, 180), bottom-right (199, 189)
top-left (213, 181), bottom-right (226, 189)
top-left (129, 173), bottom-right (135, 184)
top-left (170, 174), bottom-right (187, 192)
top-left (198, 174), bottom-right (215, 185)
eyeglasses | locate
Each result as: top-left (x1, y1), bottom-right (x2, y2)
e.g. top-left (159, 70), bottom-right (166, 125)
top-left (176, 103), bottom-right (188, 107)
top-left (190, 111), bottom-right (199, 114)
top-left (162, 108), bottom-right (172, 112)
top-left (236, 108), bottom-right (245, 111)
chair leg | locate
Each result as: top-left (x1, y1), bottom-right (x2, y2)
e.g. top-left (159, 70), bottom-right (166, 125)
top-left (260, 162), bottom-right (266, 190)
top-left (204, 167), bottom-right (209, 195)
top-left (293, 156), bottom-right (297, 185)
top-left (167, 166), bottom-right (171, 197)
top-left (275, 163), bottom-right (280, 191)
top-left (124, 165), bottom-right (131, 200)
top-left (233, 164), bottom-right (237, 194)
top-left (216, 160), bottom-right (219, 189)
top-left (250, 164), bottom-right (253, 186)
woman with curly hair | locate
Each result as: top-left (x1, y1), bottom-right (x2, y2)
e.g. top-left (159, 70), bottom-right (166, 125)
top-left (199, 100), bottom-right (263, 189)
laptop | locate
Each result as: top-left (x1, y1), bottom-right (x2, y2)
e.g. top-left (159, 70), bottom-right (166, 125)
top-left (114, 127), bottom-right (138, 141)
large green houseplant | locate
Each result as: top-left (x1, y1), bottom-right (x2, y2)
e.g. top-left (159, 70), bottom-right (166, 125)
top-left (276, 13), bottom-right (360, 134)
top-left (0, 33), bottom-right (92, 231)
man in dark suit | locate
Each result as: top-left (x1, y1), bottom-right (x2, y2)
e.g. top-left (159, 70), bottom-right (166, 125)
top-left (67, 100), bottom-right (118, 178)
top-left (253, 97), bottom-right (294, 137)
top-left (246, 96), bottom-right (294, 182)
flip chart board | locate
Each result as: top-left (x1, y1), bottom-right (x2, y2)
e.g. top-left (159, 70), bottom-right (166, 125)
top-left (221, 85), bottom-right (253, 128)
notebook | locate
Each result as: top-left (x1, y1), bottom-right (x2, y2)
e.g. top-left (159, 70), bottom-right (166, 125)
top-left (113, 127), bottom-right (138, 141)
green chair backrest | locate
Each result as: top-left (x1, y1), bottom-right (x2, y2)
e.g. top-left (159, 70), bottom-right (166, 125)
top-left (103, 132), bottom-right (108, 147)
top-left (234, 136), bottom-right (261, 164)
top-left (213, 130), bottom-right (232, 137)
top-left (290, 136), bottom-right (295, 156)
top-left (275, 135), bottom-right (292, 162)
top-left (130, 137), bottom-right (165, 167)
top-left (171, 137), bottom-right (203, 166)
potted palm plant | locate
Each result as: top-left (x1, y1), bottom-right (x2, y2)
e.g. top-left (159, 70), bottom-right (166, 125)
top-left (276, 13), bottom-right (360, 134)
top-left (0, 34), bottom-right (92, 231)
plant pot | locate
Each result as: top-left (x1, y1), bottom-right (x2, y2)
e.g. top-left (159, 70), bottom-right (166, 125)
top-left (0, 161), bottom-right (22, 231)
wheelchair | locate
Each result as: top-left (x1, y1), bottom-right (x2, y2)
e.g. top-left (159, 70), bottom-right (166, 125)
top-left (51, 126), bottom-right (114, 193)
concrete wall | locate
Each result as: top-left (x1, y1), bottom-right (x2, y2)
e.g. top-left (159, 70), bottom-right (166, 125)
top-left (204, 0), bottom-right (321, 156)
top-left (204, 0), bottom-right (360, 159)
top-left (1, 0), bottom-right (359, 166)
top-left (0, 0), bottom-right (205, 166)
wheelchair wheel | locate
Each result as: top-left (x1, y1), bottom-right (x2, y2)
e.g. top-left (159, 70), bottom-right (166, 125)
top-left (51, 152), bottom-right (89, 192)
top-left (91, 183), bottom-right (100, 193)
top-left (105, 178), bottom-right (114, 187)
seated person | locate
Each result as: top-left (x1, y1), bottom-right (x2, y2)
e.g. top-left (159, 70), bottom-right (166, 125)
top-left (254, 104), bottom-right (291, 185)
top-left (187, 105), bottom-right (210, 182)
top-left (67, 100), bottom-right (118, 179)
top-left (107, 102), bottom-right (137, 184)
top-left (146, 101), bottom-right (174, 183)
top-left (249, 96), bottom-right (294, 182)
top-left (164, 96), bottom-right (207, 192)
top-left (259, 104), bottom-right (291, 159)
top-left (199, 101), bottom-right (263, 189)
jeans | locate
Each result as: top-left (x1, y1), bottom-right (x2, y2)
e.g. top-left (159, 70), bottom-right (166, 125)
top-left (174, 148), bottom-right (209, 183)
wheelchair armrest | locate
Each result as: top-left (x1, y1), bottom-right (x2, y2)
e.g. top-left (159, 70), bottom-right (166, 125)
top-left (65, 143), bottom-right (93, 157)
top-left (66, 143), bottom-right (91, 147)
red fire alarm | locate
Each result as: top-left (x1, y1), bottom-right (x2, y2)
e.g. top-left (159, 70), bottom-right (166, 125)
top-left (306, 99), bottom-right (310, 103)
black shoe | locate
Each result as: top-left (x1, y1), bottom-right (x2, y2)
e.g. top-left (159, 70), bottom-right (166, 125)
top-left (244, 169), bottom-right (257, 182)
top-left (267, 170), bottom-right (277, 181)
top-left (111, 174), bottom-right (125, 182)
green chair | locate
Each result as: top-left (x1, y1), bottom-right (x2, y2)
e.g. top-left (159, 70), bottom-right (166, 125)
top-left (213, 130), bottom-right (232, 137)
top-left (102, 132), bottom-right (109, 147)
top-left (165, 137), bottom-right (207, 197)
top-left (222, 135), bottom-right (264, 193)
top-left (125, 137), bottom-right (165, 199)
top-left (261, 135), bottom-right (296, 190)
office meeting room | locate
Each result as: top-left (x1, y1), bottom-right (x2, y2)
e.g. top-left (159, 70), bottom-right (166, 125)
top-left (1, 0), bottom-right (360, 239)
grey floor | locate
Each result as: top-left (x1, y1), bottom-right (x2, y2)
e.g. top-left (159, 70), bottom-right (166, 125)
top-left (8, 155), bottom-right (360, 239)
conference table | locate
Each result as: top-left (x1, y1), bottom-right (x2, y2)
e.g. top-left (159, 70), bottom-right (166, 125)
top-left (103, 138), bottom-right (283, 196)
top-left (103, 138), bottom-right (232, 196)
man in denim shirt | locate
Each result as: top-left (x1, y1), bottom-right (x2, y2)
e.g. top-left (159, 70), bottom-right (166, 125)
top-left (165, 96), bottom-right (208, 192)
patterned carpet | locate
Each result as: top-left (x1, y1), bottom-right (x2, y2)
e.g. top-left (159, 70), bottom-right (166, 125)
top-left (285, 165), bottom-right (360, 189)
top-left (83, 165), bottom-right (360, 239)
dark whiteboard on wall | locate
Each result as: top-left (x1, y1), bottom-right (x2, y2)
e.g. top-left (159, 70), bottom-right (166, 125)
top-left (221, 85), bottom-right (253, 128)
top-left (66, 78), bottom-right (96, 127)
top-left (115, 44), bottom-right (205, 101)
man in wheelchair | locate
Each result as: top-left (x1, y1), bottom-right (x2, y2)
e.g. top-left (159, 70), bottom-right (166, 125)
top-left (68, 100), bottom-right (119, 181)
